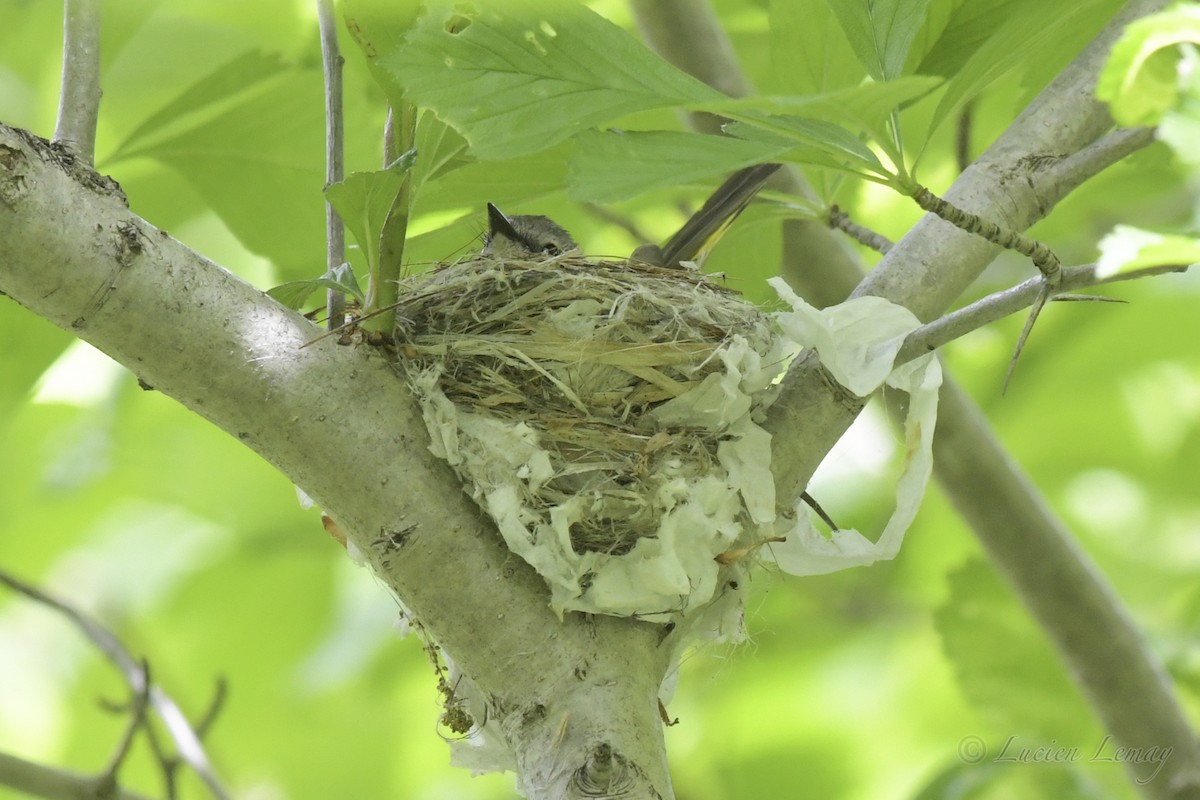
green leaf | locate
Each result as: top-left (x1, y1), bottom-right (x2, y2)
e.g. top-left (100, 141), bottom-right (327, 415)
top-left (267, 263), bottom-right (366, 310)
top-left (1096, 225), bottom-right (1200, 279)
top-left (1097, 4), bottom-right (1200, 127)
top-left (925, 0), bottom-right (1123, 134)
top-left (566, 131), bottom-right (790, 203)
top-left (1159, 50), bottom-right (1200, 168)
top-left (823, 0), bottom-right (933, 81)
top-left (107, 50), bottom-right (289, 162)
top-left (416, 142), bottom-right (571, 212)
top-left (722, 75), bottom-right (942, 143)
top-left (382, 0), bottom-right (724, 159)
top-left (325, 151), bottom-right (417, 274)
top-left (341, 0), bottom-right (422, 109)
top-left (725, 114), bottom-right (893, 179)
top-left (409, 110), bottom-right (472, 203)
top-left (767, 0), bottom-right (864, 94)
top-left (104, 61), bottom-right (327, 271)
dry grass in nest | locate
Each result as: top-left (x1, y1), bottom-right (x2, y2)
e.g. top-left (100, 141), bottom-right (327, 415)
top-left (392, 254), bottom-right (776, 556)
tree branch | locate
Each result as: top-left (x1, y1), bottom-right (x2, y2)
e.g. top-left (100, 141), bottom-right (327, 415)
top-left (896, 262), bottom-right (1187, 365)
top-left (53, 0), bottom-right (102, 165)
top-left (0, 123), bottom-right (674, 799)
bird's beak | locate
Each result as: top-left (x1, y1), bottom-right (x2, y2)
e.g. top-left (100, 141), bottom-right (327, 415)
top-left (487, 203), bottom-right (522, 242)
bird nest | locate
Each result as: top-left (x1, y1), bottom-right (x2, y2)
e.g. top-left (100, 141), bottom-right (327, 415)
top-left (392, 254), bottom-right (784, 618)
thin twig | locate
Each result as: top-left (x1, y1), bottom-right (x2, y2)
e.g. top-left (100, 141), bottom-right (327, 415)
top-left (0, 569), bottom-right (231, 800)
top-left (53, 0), bottom-right (102, 165)
top-left (910, 184), bottom-right (1062, 285)
top-left (318, 0), bottom-right (346, 332)
top-left (828, 205), bottom-right (893, 254)
top-left (96, 659), bottom-right (153, 796)
top-left (896, 262), bottom-right (1188, 366)
top-left (193, 678), bottom-right (229, 739)
top-left (150, 676), bottom-right (228, 798)
top-left (1048, 126), bottom-right (1157, 188)
top-left (1002, 285), bottom-right (1051, 392)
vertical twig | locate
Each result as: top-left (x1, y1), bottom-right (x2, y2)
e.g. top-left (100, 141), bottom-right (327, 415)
top-left (95, 659), bottom-right (153, 797)
top-left (364, 103), bottom-right (416, 333)
top-left (53, 0), bottom-right (102, 165)
top-left (317, 0), bottom-right (346, 331)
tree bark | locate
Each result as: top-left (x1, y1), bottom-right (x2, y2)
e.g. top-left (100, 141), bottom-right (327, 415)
top-left (0, 125), bottom-right (675, 799)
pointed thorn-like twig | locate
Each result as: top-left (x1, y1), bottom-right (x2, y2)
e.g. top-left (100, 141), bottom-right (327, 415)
top-left (1003, 283), bottom-right (1053, 394)
top-left (1051, 293), bottom-right (1127, 304)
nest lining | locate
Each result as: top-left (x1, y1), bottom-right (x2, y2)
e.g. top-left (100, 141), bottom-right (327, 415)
top-left (392, 254), bottom-right (782, 614)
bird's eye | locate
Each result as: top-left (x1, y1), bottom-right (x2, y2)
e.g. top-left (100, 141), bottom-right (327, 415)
top-left (542, 242), bottom-right (561, 255)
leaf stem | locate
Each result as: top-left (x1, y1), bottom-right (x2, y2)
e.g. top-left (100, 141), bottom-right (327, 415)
top-left (363, 103), bottom-right (417, 333)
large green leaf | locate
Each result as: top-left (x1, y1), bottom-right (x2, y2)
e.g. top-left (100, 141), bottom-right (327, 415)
top-left (341, 0), bottom-right (422, 109)
top-left (103, 53), bottom-right (327, 272)
top-left (381, 0), bottom-right (724, 159)
top-left (325, 151), bottom-right (416, 275)
top-left (107, 50), bottom-right (288, 162)
top-left (415, 141), bottom-right (571, 212)
top-left (823, 0), bottom-right (933, 81)
top-left (408, 110), bottom-right (471, 203)
top-left (767, 0), bottom-right (864, 94)
top-left (924, 0), bottom-right (1124, 134)
top-left (566, 130), bottom-right (790, 203)
top-left (722, 75), bottom-right (942, 146)
top-left (916, 0), bottom-right (1016, 78)
top-left (725, 114), bottom-right (892, 179)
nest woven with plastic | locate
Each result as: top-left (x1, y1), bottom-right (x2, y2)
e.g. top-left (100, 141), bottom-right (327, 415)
top-left (391, 253), bottom-right (785, 619)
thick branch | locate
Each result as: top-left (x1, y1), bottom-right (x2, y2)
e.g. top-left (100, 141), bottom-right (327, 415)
top-left (53, 0), bottom-right (102, 165)
top-left (0, 124), bottom-right (673, 799)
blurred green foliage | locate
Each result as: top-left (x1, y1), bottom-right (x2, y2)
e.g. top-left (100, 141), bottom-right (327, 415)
top-left (1, 1), bottom-right (1198, 799)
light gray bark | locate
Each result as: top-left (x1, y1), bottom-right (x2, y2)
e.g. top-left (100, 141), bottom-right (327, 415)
top-left (0, 125), bottom-right (674, 800)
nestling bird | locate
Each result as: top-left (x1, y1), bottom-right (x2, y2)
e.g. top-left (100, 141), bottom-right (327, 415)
top-left (482, 203), bottom-right (579, 259)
